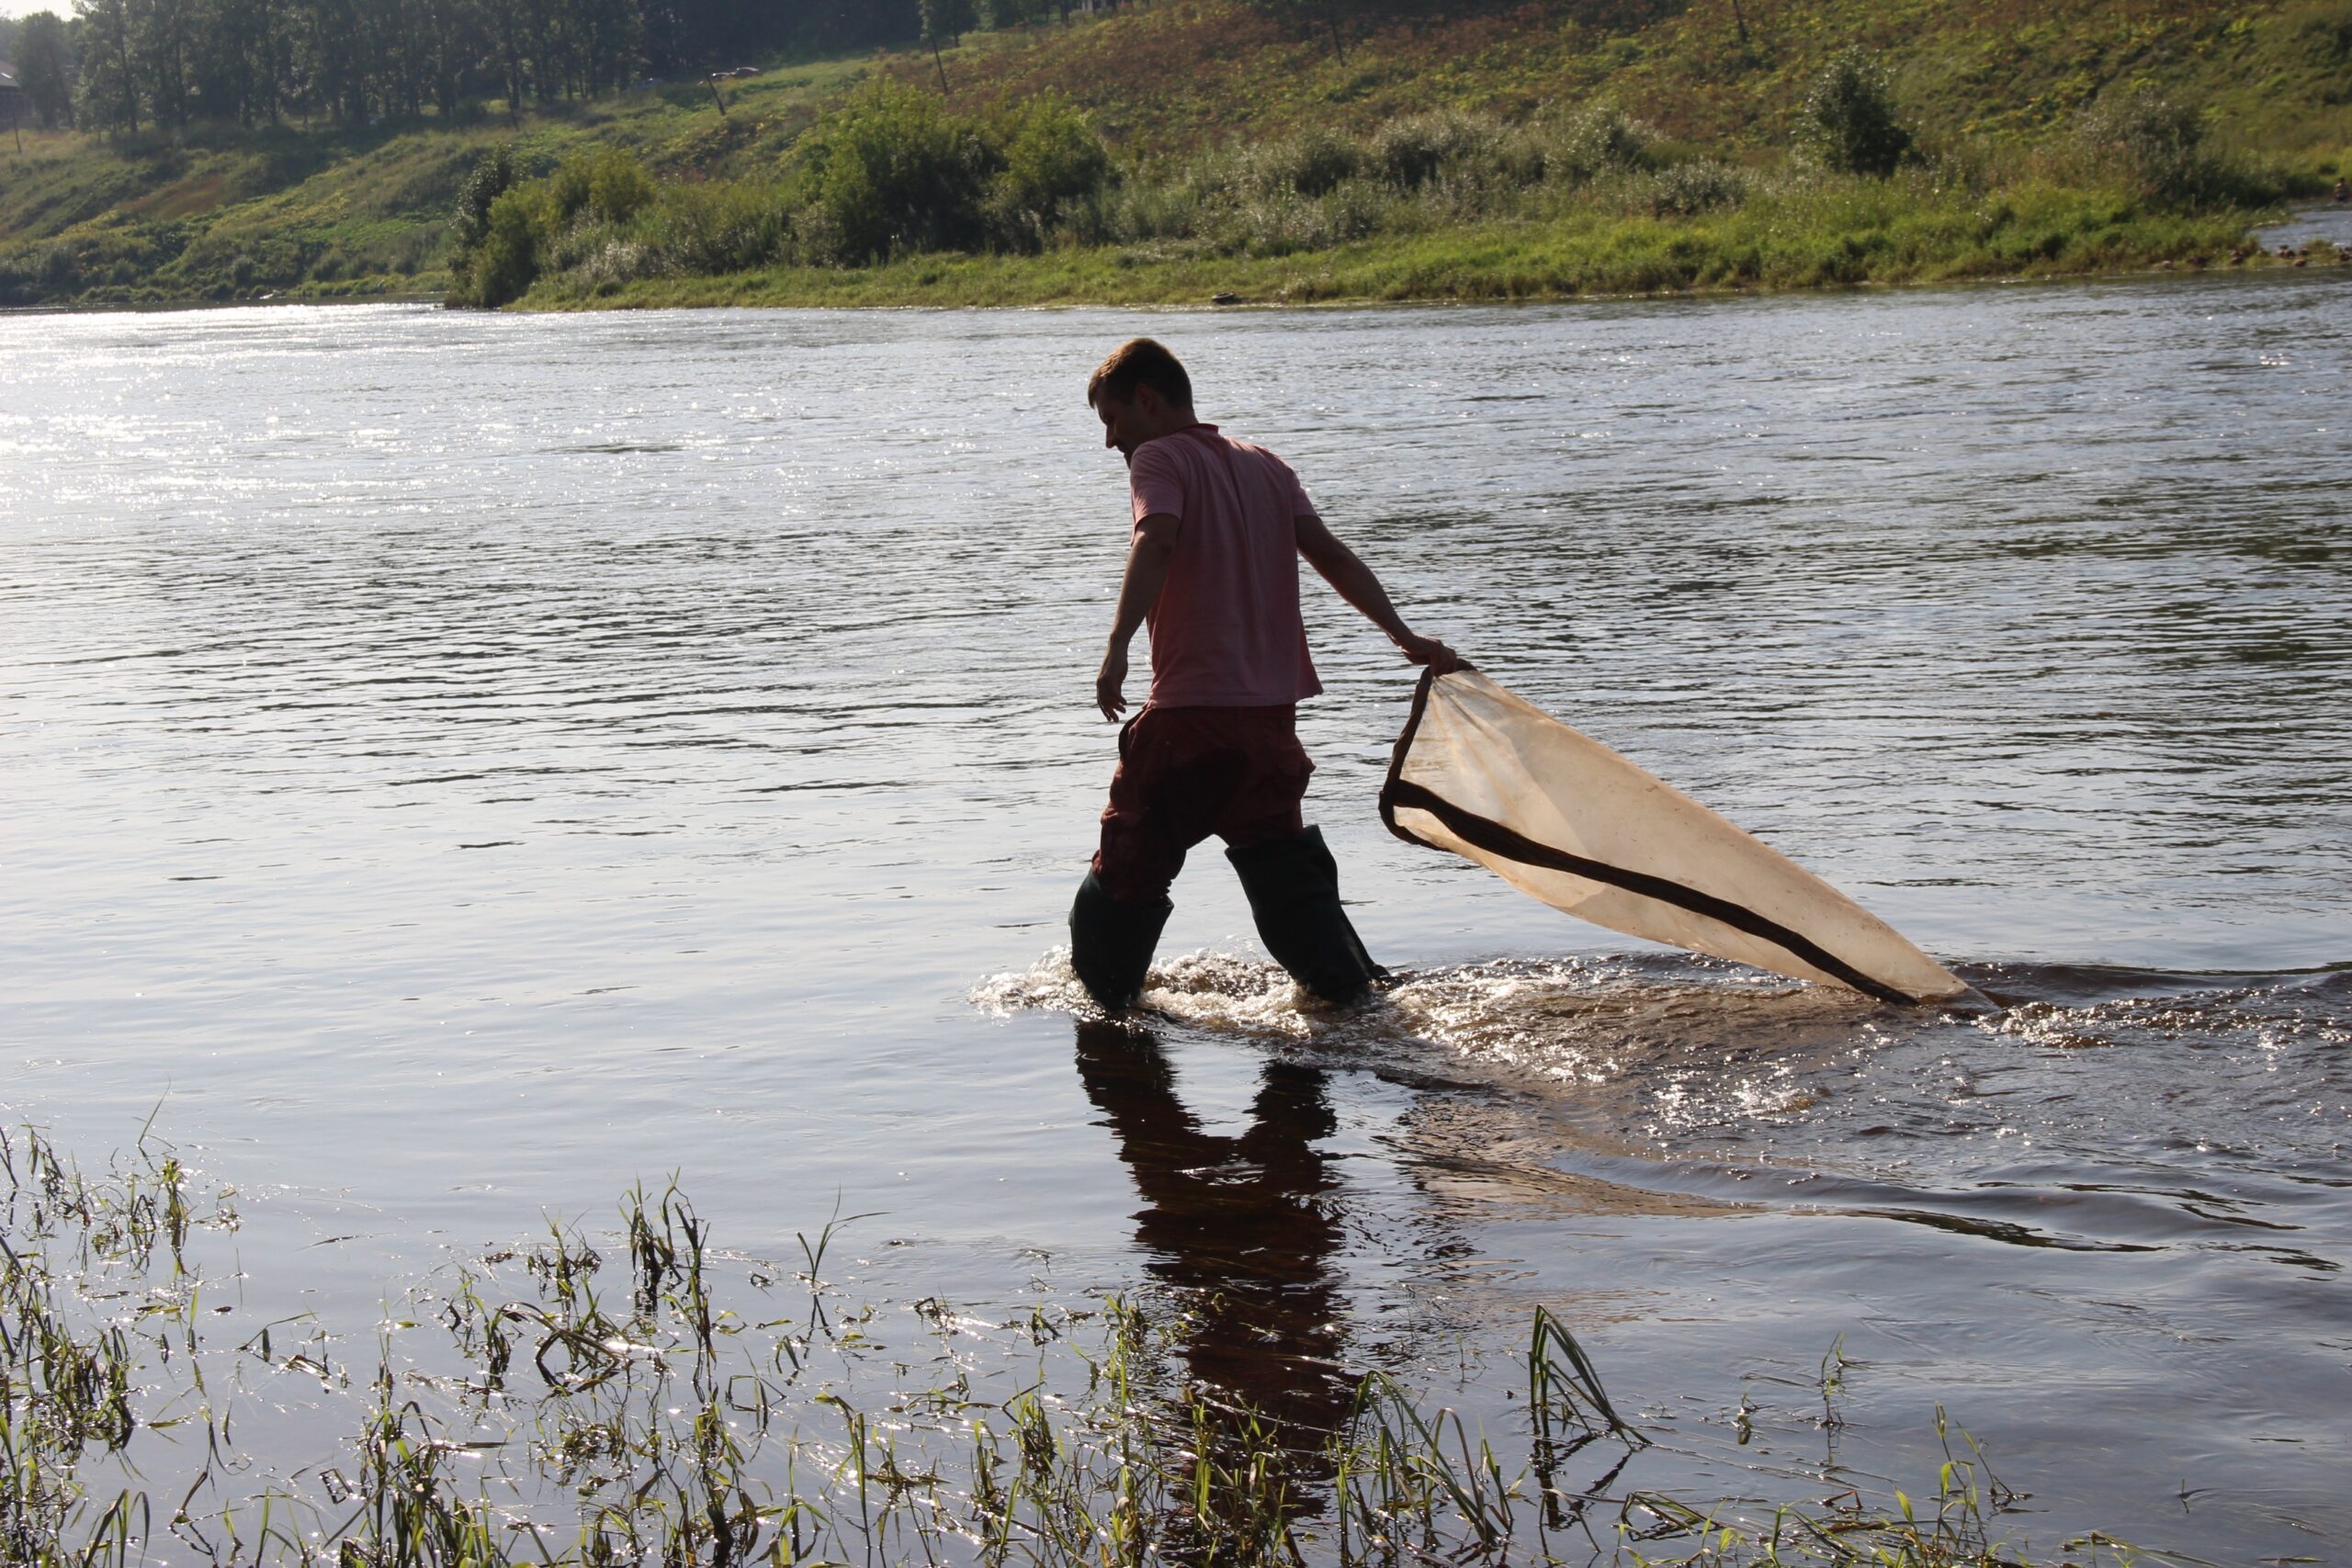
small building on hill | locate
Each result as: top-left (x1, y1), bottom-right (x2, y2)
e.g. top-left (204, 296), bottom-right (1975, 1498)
top-left (0, 62), bottom-right (22, 126)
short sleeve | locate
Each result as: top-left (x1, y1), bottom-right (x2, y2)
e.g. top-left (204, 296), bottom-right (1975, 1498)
top-left (1265, 451), bottom-right (1315, 518)
top-left (1128, 440), bottom-right (1188, 525)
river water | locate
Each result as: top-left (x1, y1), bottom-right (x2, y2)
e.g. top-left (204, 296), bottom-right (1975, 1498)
top-left (3, 277), bottom-right (2347, 1562)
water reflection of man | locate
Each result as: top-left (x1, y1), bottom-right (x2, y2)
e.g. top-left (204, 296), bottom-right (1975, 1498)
top-left (1069, 338), bottom-right (1459, 1010)
top-left (1073, 1021), bottom-right (1354, 1446)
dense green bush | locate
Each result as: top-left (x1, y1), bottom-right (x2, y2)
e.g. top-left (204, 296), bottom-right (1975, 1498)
top-left (1802, 50), bottom-right (1915, 177)
top-left (1244, 126), bottom-right (1363, 197)
top-left (1370, 112), bottom-right (1499, 190)
top-left (442, 89), bottom-right (1123, 297)
top-left (467, 186), bottom-right (554, 306)
top-left (450, 141), bottom-right (788, 302)
top-left (549, 146), bottom-right (658, 228)
top-left (571, 237), bottom-right (666, 292)
top-left (2071, 87), bottom-right (2258, 208)
top-left (794, 81), bottom-right (1001, 262)
top-left (648, 181), bottom-right (790, 273)
top-left (986, 95), bottom-right (1114, 250)
top-left (40, 245), bottom-right (81, 290)
top-left (1545, 106), bottom-right (1656, 184)
top-left (453, 145), bottom-right (517, 251)
top-left (1225, 175), bottom-right (1394, 255)
top-left (1084, 176), bottom-right (1201, 246)
top-left (1639, 159), bottom-right (1750, 217)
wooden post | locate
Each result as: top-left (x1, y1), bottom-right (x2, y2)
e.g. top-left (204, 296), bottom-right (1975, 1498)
top-left (705, 74), bottom-right (728, 118)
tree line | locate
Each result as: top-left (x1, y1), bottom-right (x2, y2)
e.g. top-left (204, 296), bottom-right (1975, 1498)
top-left (0, 0), bottom-right (1476, 139)
top-left (0, 0), bottom-right (1166, 136)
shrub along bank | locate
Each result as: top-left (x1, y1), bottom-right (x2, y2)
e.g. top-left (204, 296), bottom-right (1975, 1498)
top-left (446, 85), bottom-right (1111, 304)
top-left (519, 187), bottom-right (2270, 310)
top-left (445, 72), bottom-right (2316, 310)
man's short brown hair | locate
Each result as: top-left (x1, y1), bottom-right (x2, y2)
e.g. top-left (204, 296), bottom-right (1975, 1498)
top-left (1087, 338), bottom-right (1193, 411)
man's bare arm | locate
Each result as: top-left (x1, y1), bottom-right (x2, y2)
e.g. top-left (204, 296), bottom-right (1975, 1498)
top-left (1295, 513), bottom-right (1461, 672)
top-left (1096, 512), bottom-right (1183, 721)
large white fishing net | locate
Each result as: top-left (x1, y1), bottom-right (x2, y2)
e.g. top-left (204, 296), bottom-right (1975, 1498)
top-left (1381, 670), bottom-right (1966, 1006)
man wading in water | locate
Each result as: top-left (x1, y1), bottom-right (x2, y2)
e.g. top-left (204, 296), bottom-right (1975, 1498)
top-left (1071, 337), bottom-right (1460, 1009)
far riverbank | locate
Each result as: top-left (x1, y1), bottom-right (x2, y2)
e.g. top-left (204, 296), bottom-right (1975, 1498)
top-left (8, 203), bottom-right (2342, 315)
top-left (515, 207), bottom-right (2338, 312)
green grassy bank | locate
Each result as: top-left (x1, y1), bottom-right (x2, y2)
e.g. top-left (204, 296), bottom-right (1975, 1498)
top-left (522, 181), bottom-right (2311, 310)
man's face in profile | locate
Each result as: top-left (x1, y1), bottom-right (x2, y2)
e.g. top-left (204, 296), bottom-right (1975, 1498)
top-left (1095, 391), bottom-right (1148, 464)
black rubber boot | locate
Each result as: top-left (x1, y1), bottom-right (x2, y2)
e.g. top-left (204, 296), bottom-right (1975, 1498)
top-left (1225, 826), bottom-right (1385, 1004)
top-left (1069, 869), bottom-right (1172, 1010)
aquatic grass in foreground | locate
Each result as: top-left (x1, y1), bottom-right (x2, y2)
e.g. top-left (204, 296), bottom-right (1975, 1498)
top-left (3, 1124), bottom-right (2143, 1565)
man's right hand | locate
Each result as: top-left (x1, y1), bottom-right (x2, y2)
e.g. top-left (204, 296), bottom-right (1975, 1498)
top-left (1396, 632), bottom-right (1464, 676)
top-left (1096, 645), bottom-right (1131, 721)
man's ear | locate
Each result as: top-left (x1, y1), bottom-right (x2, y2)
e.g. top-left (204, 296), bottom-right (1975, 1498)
top-left (1130, 384), bottom-right (1164, 421)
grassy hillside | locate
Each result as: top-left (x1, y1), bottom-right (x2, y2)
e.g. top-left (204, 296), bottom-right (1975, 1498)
top-left (2, 0), bottom-right (2346, 309)
top-left (899, 0), bottom-right (2352, 157)
top-left (0, 58), bottom-right (869, 303)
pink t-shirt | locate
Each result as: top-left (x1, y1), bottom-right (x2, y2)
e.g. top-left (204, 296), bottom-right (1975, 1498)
top-left (1128, 425), bottom-right (1324, 708)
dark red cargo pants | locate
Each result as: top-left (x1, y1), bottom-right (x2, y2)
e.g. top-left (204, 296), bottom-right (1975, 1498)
top-left (1092, 704), bottom-right (1311, 905)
